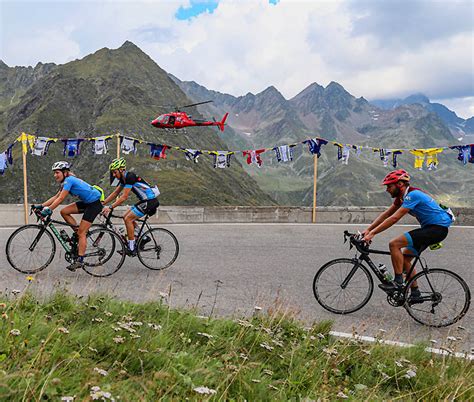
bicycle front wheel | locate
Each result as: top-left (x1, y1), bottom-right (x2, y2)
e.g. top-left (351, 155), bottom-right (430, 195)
top-left (313, 258), bottom-right (374, 314)
top-left (137, 228), bottom-right (179, 270)
top-left (404, 268), bottom-right (471, 327)
top-left (6, 225), bottom-right (56, 274)
top-left (82, 227), bottom-right (126, 277)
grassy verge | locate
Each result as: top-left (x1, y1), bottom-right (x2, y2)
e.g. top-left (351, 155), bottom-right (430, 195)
top-left (0, 290), bottom-right (472, 401)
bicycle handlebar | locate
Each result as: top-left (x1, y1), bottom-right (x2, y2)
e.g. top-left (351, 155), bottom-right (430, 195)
top-left (343, 230), bottom-right (371, 253)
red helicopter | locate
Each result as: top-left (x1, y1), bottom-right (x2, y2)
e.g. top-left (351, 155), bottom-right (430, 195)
top-left (151, 100), bottom-right (229, 132)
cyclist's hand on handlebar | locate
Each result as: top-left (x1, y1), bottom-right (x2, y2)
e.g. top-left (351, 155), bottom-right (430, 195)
top-left (40, 207), bottom-right (52, 217)
top-left (32, 204), bottom-right (44, 211)
top-left (362, 230), bottom-right (374, 243)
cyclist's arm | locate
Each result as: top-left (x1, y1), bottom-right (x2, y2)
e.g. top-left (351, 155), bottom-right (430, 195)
top-left (103, 186), bottom-right (122, 205)
top-left (47, 189), bottom-right (70, 210)
top-left (371, 207), bottom-right (409, 235)
top-left (110, 187), bottom-right (132, 209)
top-left (364, 203), bottom-right (400, 233)
top-left (42, 190), bottom-right (61, 207)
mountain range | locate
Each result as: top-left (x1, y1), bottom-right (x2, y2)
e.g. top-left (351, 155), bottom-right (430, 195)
top-left (1, 41), bottom-right (473, 207)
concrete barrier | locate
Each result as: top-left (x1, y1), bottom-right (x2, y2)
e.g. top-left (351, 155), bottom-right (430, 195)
top-left (1, 204), bottom-right (473, 226)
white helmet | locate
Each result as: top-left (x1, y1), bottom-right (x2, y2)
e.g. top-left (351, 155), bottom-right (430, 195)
top-left (51, 161), bottom-right (70, 171)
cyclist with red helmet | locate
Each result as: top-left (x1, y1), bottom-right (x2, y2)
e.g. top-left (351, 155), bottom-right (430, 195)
top-left (362, 169), bottom-right (453, 302)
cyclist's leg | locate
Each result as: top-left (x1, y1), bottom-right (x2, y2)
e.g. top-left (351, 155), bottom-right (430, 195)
top-left (388, 234), bottom-right (409, 284)
top-left (124, 206), bottom-right (143, 251)
top-left (60, 202), bottom-right (81, 228)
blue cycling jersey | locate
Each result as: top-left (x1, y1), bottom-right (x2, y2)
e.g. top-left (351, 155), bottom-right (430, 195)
top-left (62, 176), bottom-right (101, 204)
top-left (119, 171), bottom-right (159, 201)
top-left (401, 188), bottom-right (452, 228)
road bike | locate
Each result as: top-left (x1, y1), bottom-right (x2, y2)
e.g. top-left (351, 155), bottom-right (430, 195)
top-left (312, 231), bottom-right (470, 327)
top-left (93, 210), bottom-right (179, 270)
top-left (6, 207), bottom-right (126, 277)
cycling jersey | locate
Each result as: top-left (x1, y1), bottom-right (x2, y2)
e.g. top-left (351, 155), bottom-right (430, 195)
top-left (62, 176), bottom-right (101, 204)
top-left (394, 187), bottom-right (452, 228)
top-left (119, 171), bottom-right (160, 201)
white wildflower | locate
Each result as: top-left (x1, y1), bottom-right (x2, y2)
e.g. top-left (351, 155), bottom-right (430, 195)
top-left (400, 358), bottom-right (411, 364)
top-left (404, 369), bottom-right (416, 379)
top-left (323, 347), bottom-right (338, 356)
top-left (193, 386), bottom-right (217, 395)
top-left (61, 397), bottom-right (75, 401)
top-left (90, 386), bottom-right (101, 392)
top-left (58, 327), bottom-right (69, 334)
top-left (93, 367), bottom-right (108, 376)
top-left (337, 391), bottom-right (349, 399)
top-left (12, 289), bottom-right (21, 295)
top-left (240, 353), bottom-right (248, 360)
top-left (147, 323), bottom-right (162, 330)
top-left (88, 347), bottom-right (98, 353)
top-left (138, 348), bottom-right (149, 353)
top-left (254, 306), bottom-right (262, 311)
top-left (130, 321), bottom-right (143, 327)
top-left (271, 339), bottom-right (284, 347)
top-left (92, 318), bottom-right (103, 323)
top-left (260, 342), bottom-right (274, 351)
top-left (236, 319), bottom-right (253, 328)
top-left (113, 336), bottom-right (125, 344)
top-left (197, 332), bottom-right (214, 339)
top-left (252, 379), bottom-right (261, 383)
top-left (395, 361), bottom-right (403, 367)
top-left (159, 292), bottom-right (168, 299)
top-left (10, 329), bottom-right (20, 336)
top-left (446, 336), bottom-right (457, 342)
top-left (130, 334), bottom-right (141, 339)
top-left (263, 369), bottom-right (273, 376)
top-left (268, 384), bottom-right (279, 390)
top-left (430, 339), bottom-right (438, 344)
top-left (104, 311), bottom-right (113, 317)
top-left (309, 335), bottom-right (316, 340)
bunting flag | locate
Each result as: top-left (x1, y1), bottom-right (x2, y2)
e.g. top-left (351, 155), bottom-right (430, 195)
top-left (1, 131), bottom-right (473, 179)
top-left (62, 139), bottom-right (84, 157)
top-left (92, 135), bottom-right (112, 155)
top-left (243, 149), bottom-right (265, 167)
top-left (450, 144), bottom-right (474, 165)
top-left (150, 144), bottom-right (168, 160)
top-left (334, 143), bottom-right (351, 165)
top-left (208, 151), bottom-right (234, 168)
top-left (303, 138), bottom-right (328, 158)
top-left (32, 136), bottom-right (56, 156)
top-left (182, 148), bottom-right (202, 163)
top-left (273, 144), bottom-right (296, 162)
top-left (121, 136), bottom-right (140, 154)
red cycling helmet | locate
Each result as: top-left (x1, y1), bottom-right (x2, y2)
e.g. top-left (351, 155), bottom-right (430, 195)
top-left (382, 169), bottom-right (410, 185)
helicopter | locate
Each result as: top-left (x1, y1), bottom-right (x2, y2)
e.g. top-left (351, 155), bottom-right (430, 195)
top-left (151, 100), bottom-right (229, 132)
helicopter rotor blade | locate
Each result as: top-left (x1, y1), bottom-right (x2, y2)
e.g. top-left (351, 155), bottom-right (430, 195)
top-left (181, 100), bottom-right (214, 109)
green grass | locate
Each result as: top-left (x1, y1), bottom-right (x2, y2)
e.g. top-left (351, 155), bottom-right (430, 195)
top-left (0, 289), bottom-right (472, 400)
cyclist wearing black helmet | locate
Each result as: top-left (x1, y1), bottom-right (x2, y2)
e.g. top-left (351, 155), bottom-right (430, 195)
top-left (32, 161), bottom-right (103, 271)
top-left (102, 157), bottom-right (160, 256)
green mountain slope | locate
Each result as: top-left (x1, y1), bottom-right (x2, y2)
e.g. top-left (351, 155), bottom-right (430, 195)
top-left (0, 42), bottom-right (275, 206)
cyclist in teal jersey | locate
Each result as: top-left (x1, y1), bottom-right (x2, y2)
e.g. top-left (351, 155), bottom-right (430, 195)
top-left (361, 169), bottom-right (453, 302)
top-left (102, 158), bottom-right (160, 256)
top-left (32, 161), bottom-right (103, 271)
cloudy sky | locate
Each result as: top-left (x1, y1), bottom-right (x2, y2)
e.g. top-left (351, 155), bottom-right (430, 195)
top-left (1, 0), bottom-right (473, 118)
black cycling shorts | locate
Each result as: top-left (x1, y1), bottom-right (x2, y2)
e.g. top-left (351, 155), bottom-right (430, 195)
top-left (131, 198), bottom-right (160, 218)
top-left (76, 199), bottom-right (103, 223)
top-left (404, 225), bottom-right (448, 256)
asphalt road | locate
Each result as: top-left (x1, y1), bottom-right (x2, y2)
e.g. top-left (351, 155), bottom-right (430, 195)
top-left (1, 223), bottom-right (472, 353)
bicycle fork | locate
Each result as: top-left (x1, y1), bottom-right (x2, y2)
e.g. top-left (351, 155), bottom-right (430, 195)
top-left (340, 258), bottom-right (363, 289)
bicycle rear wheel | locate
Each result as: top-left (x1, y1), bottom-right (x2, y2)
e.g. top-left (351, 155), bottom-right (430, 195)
top-left (404, 268), bottom-right (470, 327)
top-left (6, 225), bottom-right (56, 274)
top-left (313, 258), bottom-right (374, 314)
top-left (81, 227), bottom-right (126, 277)
top-left (137, 228), bottom-right (179, 270)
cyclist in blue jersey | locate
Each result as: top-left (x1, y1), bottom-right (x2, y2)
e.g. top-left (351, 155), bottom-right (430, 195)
top-left (32, 161), bottom-right (103, 271)
top-left (361, 169), bottom-right (453, 302)
top-left (102, 158), bottom-right (160, 256)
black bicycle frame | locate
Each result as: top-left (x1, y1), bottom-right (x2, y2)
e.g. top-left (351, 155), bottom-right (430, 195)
top-left (341, 246), bottom-right (425, 290)
top-left (30, 217), bottom-right (74, 253)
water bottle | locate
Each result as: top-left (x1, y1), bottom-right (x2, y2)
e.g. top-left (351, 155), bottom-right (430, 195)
top-left (59, 229), bottom-right (70, 243)
top-left (378, 264), bottom-right (393, 282)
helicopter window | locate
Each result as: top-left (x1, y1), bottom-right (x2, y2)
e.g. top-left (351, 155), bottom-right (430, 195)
top-left (157, 115), bottom-right (166, 122)
top-left (168, 116), bottom-right (176, 125)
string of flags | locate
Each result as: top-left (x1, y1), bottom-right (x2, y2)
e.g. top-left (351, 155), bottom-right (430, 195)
top-left (1, 132), bottom-right (473, 176)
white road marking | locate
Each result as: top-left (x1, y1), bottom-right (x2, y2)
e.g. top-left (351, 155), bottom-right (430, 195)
top-left (329, 330), bottom-right (473, 360)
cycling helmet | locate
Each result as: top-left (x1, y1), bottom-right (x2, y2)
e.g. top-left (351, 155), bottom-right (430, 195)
top-left (109, 157), bottom-right (126, 171)
top-left (51, 161), bottom-right (70, 171)
top-left (382, 169), bottom-right (410, 185)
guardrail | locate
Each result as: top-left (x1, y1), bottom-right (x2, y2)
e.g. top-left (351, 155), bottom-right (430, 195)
top-left (1, 204), bottom-right (473, 226)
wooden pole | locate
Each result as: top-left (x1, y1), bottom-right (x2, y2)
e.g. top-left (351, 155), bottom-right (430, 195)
top-left (21, 133), bottom-right (28, 224)
top-left (116, 133), bottom-right (120, 158)
top-left (312, 155), bottom-right (318, 223)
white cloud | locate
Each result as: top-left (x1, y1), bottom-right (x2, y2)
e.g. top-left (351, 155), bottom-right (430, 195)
top-left (433, 97), bottom-right (474, 120)
top-left (1, 0), bottom-right (472, 117)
